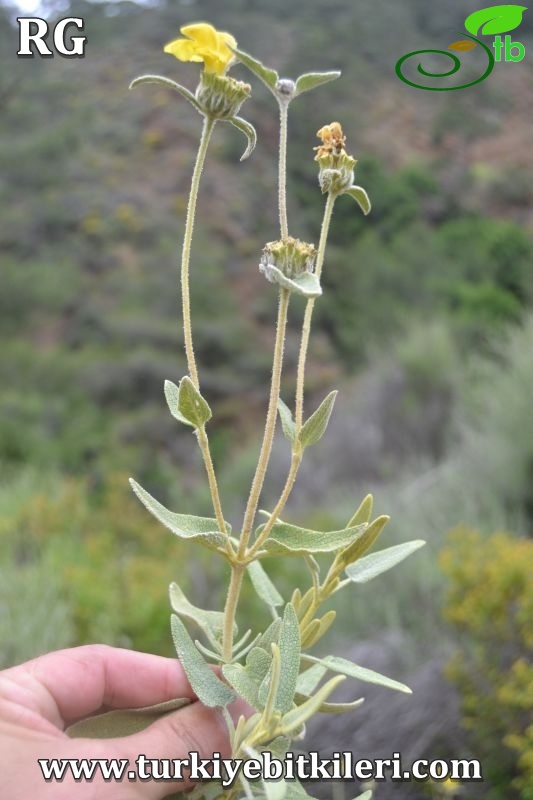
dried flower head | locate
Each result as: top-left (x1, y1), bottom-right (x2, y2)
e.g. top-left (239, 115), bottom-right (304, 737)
top-left (314, 120), bottom-right (357, 195)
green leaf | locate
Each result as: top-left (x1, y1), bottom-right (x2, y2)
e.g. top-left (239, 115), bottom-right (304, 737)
top-left (296, 663), bottom-right (327, 695)
top-left (223, 645), bottom-right (273, 709)
top-left (233, 47), bottom-right (279, 89)
top-left (228, 115), bottom-right (257, 160)
top-left (256, 518), bottom-right (366, 557)
top-left (294, 70), bottom-right (341, 96)
top-left (164, 380), bottom-right (190, 426)
top-left (275, 603), bottom-right (301, 713)
top-left (247, 560), bottom-right (283, 611)
top-left (338, 515), bottom-right (389, 569)
top-left (346, 494), bottom-right (373, 528)
top-left (277, 398), bottom-right (296, 443)
top-left (129, 478), bottom-right (229, 552)
top-left (67, 697), bottom-right (190, 739)
top-left (344, 185), bottom-right (371, 216)
top-left (261, 262), bottom-right (322, 298)
top-left (345, 540), bottom-right (426, 584)
top-left (257, 619), bottom-right (282, 651)
top-left (171, 615), bottom-right (235, 707)
top-left (281, 675), bottom-right (345, 734)
top-left (299, 390), bottom-right (337, 449)
top-left (169, 582), bottom-right (233, 641)
top-left (302, 610), bottom-right (336, 649)
top-left (353, 793), bottom-right (373, 800)
top-left (464, 4), bottom-right (527, 36)
top-left (177, 376), bottom-right (212, 428)
top-left (130, 75), bottom-right (204, 115)
top-left (294, 693), bottom-right (365, 715)
top-left (303, 654), bottom-right (412, 694)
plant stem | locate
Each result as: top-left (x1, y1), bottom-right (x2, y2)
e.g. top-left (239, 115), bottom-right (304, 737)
top-left (295, 192), bottom-right (336, 430)
top-left (180, 114), bottom-right (227, 536)
top-left (196, 425), bottom-right (229, 545)
top-left (239, 288), bottom-right (291, 556)
top-left (249, 451), bottom-right (301, 555)
top-left (278, 99), bottom-right (289, 239)
top-left (222, 564), bottom-right (244, 662)
top-left (181, 115), bottom-right (215, 389)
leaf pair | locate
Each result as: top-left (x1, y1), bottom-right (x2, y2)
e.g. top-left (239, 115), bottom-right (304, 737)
top-left (233, 48), bottom-right (340, 105)
top-left (130, 75), bottom-right (256, 161)
top-left (165, 377), bottom-right (211, 429)
top-left (278, 390), bottom-right (337, 451)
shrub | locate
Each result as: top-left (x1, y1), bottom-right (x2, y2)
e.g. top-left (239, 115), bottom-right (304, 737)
top-left (440, 527), bottom-right (533, 799)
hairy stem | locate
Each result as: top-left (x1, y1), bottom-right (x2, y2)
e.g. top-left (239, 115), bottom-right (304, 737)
top-left (249, 451), bottom-right (301, 555)
top-left (180, 115), bottom-right (226, 534)
top-left (295, 192), bottom-right (336, 430)
top-left (278, 99), bottom-right (289, 239)
top-left (222, 564), bottom-right (245, 662)
top-left (196, 426), bottom-right (230, 546)
top-left (181, 115), bottom-right (215, 388)
top-left (239, 288), bottom-right (291, 555)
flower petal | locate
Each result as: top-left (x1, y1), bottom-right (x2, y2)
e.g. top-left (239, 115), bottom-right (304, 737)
top-left (180, 22), bottom-right (218, 49)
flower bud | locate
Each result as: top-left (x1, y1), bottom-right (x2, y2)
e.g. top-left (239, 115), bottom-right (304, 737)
top-left (196, 71), bottom-right (251, 120)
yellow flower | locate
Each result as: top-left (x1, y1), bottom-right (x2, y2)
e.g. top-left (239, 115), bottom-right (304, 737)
top-left (164, 23), bottom-right (237, 75)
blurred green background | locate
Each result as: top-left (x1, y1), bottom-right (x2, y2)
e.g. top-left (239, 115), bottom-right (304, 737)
top-left (1, 0), bottom-right (532, 797)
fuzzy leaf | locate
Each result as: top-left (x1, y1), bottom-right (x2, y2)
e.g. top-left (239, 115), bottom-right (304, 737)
top-left (464, 4), bottom-right (527, 36)
top-left (345, 540), bottom-right (425, 584)
top-left (248, 560), bottom-right (283, 610)
top-left (299, 390), bottom-right (337, 449)
top-left (223, 646), bottom-right (272, 710)
top-left (130, 75), bottom-right (204, 115)
top-left (169, 582), bottom-right (233, 640)
top-left (353, 793), bottom-right (373, 800)
top-left (303, 654), bottom-right (412, 694)
top-left (346, 494), bottom-right (373, 528)
top-left (294, 693), bottom-right (365, 715)
top-left (338, 515), bottom-right (389, 568)
top-left (277, 397), bottom-right (296, 443)
top-left (296, 663), bottom-right (327, 695)
top-left (129, 478), bottom-right (229, 552)
top-left (233, 47), bottom-right (279, 89)
top-left (294, 70), bottom-right (341, 96)
top-left (344, 185), bottom-right (371, 215)
top-left (164, 380), bottom-right (191, 426)
top-left (177, 376), bottom-right (211, 428)
top-left (281, 675), bottom-right (345, 734)
top-left (257, 619), bottom-right (282, 651)
top-left (222, 663), bottom-right (262, 709)
top-left (302, 610), bottom-right (336, 649)
top-left (256, 518), bottom-right (366, 557)
top-left (275, 604), bottom-right (301, 713)
top-left (67, 698), bottom-right (190, 739)
top-left (228, 115), bottom-right (257, 160)
top-left (171, 615), bottom-right (235, 707)
top-left (261, 262), bottom-right (322, 298)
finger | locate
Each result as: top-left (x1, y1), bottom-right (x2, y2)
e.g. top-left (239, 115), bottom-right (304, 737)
top-left (110, 698), bottom-right (247, 799)
top-left (5, 645), bottom-right (197, 727)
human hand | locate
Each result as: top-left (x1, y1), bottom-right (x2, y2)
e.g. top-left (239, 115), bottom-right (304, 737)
top-left (0, 645), bottom-right (240, 799)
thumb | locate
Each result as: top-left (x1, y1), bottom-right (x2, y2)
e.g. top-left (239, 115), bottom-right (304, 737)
top-left (110, 699), bottom-right (246, 799)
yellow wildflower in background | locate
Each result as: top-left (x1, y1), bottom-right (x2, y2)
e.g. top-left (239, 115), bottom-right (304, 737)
top-left (164, 23), bottom-right (236, 75)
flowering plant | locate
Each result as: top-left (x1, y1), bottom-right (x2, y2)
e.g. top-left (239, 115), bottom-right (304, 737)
top-left (69, 22), bottom-right (425, 800)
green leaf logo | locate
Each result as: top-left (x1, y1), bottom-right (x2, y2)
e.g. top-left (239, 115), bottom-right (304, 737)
top-left (464, 4), bottom-right (527, 36)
